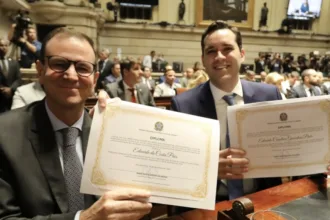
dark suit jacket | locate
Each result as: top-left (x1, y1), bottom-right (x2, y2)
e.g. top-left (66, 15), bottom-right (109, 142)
top-left (0, 59), bottom-right (21, 112)
top-left (0, 101), bottom-right (97, 220)
top-left (170, 80), bottom-right (282, 213)
top-left (288, 84), bottom-right (322, 98)
top-left (105, 80), bottom-right (155, 107)
top-left (95, 60), bottom-right (113, 91)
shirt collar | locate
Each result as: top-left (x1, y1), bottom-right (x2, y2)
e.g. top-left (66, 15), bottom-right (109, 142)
top-left (210, 78), bottom-right (243, 103)
top-left (303, 84), bottom-right (310, 90)
top-left (45, 101), bottom-right (84, 132)
top-left (123, 81), bottom-right (135, 90)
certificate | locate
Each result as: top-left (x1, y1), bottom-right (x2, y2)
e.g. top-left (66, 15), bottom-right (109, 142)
top-left (227, 96), bottom-right (330, 178)
top-left (81, 98), bottom-right (220, 210)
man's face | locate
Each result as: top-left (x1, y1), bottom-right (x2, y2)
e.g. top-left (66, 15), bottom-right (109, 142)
top-left (306, 72), bottom-right (318, 86)
top-left (260, 72), bottom-right (267, 81)
top-left (26, 28), bottom-right (36, 41)
top-left (99, 52), bottom-right (107, 61)
top-left (37, 35), bottom-right (99, 110)
top-left (165, 70), bottom-right (176, 85)
top-left (289, 75), bottom-right (297, 86)
top-left (144, 67), bottom-right (151, 78)
top-left (186, 68), bottom-right (194, 78)
top-left (151, 51), bottom-right (156, 57)
top-left (112, 63), bottom-right (121, 77)
top-left (0, 40), bottom-right (8, 58)
top-left (317, 73), bottom-right (323, 84)
top-left (124, 63), bottom-right (143, 85)
top-left (202, 29), bottom-right (245, 87)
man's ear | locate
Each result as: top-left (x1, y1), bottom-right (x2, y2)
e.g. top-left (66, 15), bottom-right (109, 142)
top-left (93, 71), bottom-right (100, 86)
top-left (240, 48), bottom-right (246, 62)
top-left (36, 60), bottom-right (44, 85)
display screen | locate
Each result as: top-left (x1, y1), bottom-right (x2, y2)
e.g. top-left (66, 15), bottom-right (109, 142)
top-left (287, 0), bottom-right (323, 20)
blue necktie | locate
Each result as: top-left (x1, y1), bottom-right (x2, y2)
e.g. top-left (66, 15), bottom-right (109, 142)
top-left (222, 94), bottom-right (244, 200)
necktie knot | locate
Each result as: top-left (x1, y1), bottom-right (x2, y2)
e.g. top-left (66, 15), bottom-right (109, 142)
top-left (60, 127), bottom-right (79, 148)
top-left (222, 94), bottom-right (236, 106)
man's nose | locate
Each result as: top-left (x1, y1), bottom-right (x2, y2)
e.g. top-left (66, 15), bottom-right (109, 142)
top-left (216, 51), bottom-right (226, 59)
top-left (64, 63), bottom-right (79, 79)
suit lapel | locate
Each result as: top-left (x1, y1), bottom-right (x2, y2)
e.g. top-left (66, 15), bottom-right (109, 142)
top-left (81, 111), bottom-right (91, 160)
top-left (198, 82), bottom-right (217, 120)
top-left (117, 80), bottom-right (126, 101)
top-left (28, 101), bottom-right (69, 213)
top-left (241, 80), bottom-right (256, 104)
top-left (135, 84), bottom-right (145, 105)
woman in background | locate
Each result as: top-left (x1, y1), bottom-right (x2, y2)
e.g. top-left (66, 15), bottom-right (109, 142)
top-left (265, 72), bottom-right (287, 100)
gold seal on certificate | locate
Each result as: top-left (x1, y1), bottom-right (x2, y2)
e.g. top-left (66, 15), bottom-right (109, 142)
top-left (80, 98), bottom-right (220, 210)
top-left (227, 95), bottom-right (330, 178)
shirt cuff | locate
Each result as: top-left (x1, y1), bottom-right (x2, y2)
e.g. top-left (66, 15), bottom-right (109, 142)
top-left (74, 211), bottom-right (82, 220)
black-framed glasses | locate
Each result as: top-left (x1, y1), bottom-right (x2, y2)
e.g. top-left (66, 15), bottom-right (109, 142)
top-left (44, 55), bottom-right (96, 77)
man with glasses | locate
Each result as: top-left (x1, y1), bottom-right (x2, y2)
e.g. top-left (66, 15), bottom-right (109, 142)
top-left (0, 28), bottom-right (152, 220)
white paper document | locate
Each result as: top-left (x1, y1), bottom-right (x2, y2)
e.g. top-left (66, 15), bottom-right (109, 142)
top-left (81, 99), bottom-right (220, 210)
top-left (227, 95), bottom-right (330, 178)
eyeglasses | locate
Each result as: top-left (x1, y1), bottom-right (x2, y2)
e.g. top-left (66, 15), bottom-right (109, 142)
top-left (44, 56), bottom-right (96, 77)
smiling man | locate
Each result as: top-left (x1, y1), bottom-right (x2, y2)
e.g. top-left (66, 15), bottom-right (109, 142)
top-left (170, 21), bottom-right (283, 213)
top-left (0, 28), bottom-right (152, 220)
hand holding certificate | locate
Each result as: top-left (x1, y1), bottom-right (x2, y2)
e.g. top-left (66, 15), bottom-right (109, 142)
top-left (81, 99), bottom-right (220, 210)
top-left (227, 95), bottom-right (330, 178)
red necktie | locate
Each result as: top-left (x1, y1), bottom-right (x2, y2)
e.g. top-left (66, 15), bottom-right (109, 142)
top-left (128, 88), bottom-right (136, 103)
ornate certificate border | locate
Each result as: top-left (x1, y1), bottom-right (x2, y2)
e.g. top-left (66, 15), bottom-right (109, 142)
top-left (90, 104), bottom-right (213, 198)
top-left (236, 100), bottom-right (330, 170)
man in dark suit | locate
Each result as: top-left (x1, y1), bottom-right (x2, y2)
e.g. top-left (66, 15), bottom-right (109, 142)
top-left (0, 38), bottom-right (21, 112)
top-left (171, 21), bottom-right (282, 214)
top-left (95, 48), bottom-right (113, 92)
top-left (105, 58), bottom-right (155, 106)
top-left (288, 68), bottom-right (321, 98)
top-left (142, 67), bottom-right (156, 91)
top-left (0, 28), bottom-right (151, 220)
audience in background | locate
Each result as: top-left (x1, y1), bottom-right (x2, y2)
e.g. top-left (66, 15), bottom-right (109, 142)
top-left (193, 61), bottom-right (205, 72)
top-left (180, 67), bottom-right (194, 88)
top-left (143, 50), bottom-right (156, 69)
top-left (105, 58), bottom-right (155, 106)
top-left (8, 26), bottom-right (41, 68)
top-left (254, 53), bottom-right (266, 74)
top-left (288, 69), bottom-right (321, 98)
top-left (269, 53), bottom-right (282, 73)
top-left (316, 71), bottom-right (329, 95)
top-left (259, 71), bottom-right (267, 83)
top-left (11, 81), bottom-right (45, 109)
top-left (141, 66), bottom-right (156, 91)
top-left (154, 69), bottom-right (181, 97)
top-left (187, 69), bottom-right (209, 89)
top-left (0, 38), bottom-right (21, 113)
top-left (102, 62), bottom-right (121, 85)
top-left (95, 48), bottom-right (112, 91)
top-left (265, 72), bottom-right (286, 99)
top-left (244, 70), bottom-right (256, 82)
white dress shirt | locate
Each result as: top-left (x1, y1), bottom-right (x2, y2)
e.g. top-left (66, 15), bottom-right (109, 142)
top-left (153, 82), bottom-right (181, 97)
top-left (210, 79), bottom-right (255, 195)
top-left (303, 84), bottom-right (313, 97)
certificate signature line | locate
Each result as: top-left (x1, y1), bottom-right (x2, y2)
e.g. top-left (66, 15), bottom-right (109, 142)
top-left (108, 168), bottom-right (136, 173)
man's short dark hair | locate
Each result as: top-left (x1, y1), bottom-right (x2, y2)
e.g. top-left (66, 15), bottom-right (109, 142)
top-left (39, 27), bottom-right (97, 63)
top-left (120, 58), bottom-right (140, 77)
top-left (201, 20), bottom-right (242, 55)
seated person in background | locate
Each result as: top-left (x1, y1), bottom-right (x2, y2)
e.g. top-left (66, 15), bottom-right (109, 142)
top-left (259, 71), bottom-right (267, 83)
top-left (316, 71), bottom-right (329, 95)
top-left (193, 61), bottom-right (205, 72)
top-left (288, 68), bottom-right (321, 98)
top-left (102, 62), bottom-right (121, 85)
top-left (0, 38), bottom-right (21, 113)
top-left (141, 66), bottom-right (155, 91)
top-left (158, 65), bottom-right (180, 84)
top-left (154, 69), bottom-right (181, 97)
top-left (105, 58), bottom-right (155, 106)
top-left (8, 26), bottom-right (41, 68)
top-left (244, 70), bottom-right (256, 82)
top-left (11, 81), bottom-right (45, 109)
top-left (180, 67), bottom-right (194, 88)
top-left (264, 72), bottom-right (286, 99)
top-left (187, 69), bottom-right (209, 89)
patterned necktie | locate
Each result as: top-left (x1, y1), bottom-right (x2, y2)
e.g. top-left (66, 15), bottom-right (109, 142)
top-left (128, 88), bottom-right (137, 103)
top-left (60, 127), bottom-right (84, 211)
top-left (222, 94), bottom-right (244, 200)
